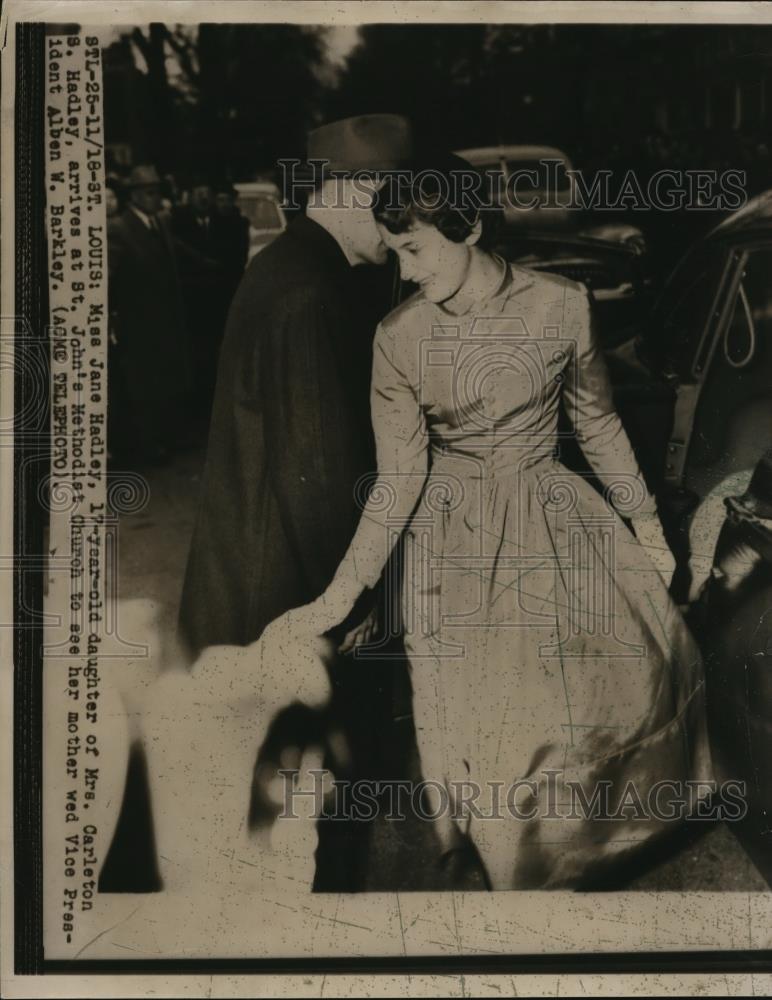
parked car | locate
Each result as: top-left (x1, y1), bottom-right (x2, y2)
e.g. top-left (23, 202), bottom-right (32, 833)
top-left (607, 188), bottom-right (772, 576)
top-left (603, 193), bottom-right (772, 885)
top-left (495, 230), bottom-right (654, 342)
top-left (233, 180), bottom-right (287, 260)
top-left (455, 143), bottom-right (645, 248)
top-left (455, 144), bottom-right (575, 231)
top-left (699, 449), bottom-right (772, 886)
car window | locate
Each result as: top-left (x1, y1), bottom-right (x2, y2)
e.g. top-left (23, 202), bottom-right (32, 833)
top-left (466, 158), bottom-right (571, 205)
top-left (685, 246), bottom-right (772, 493)
top-left (466, 162), bottom-right (506, 203)
top-left (471, 160), bottom-right (501, 175)
top-left (505, 159), bottom-right (571, 194)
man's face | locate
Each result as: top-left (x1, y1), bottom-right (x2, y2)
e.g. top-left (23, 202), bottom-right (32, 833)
top-left (105, 188), bottom-right (120, 218)
top-left (316, 176), bottom-right (388, 265)
top-left (131, 183), bottom-right (162, 216)
top-left (214, 191), bottom-right (234, 214)
top-left (378, 218), bottom-right (471, 303)
top-left (192, 185), bottom-right (212, 214)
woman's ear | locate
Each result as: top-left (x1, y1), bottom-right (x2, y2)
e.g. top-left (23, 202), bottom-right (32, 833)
top-left (464, 218), bottom-right (483, 247)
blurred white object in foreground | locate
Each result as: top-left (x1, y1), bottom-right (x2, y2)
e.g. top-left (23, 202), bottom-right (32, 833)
top-left (75, 599), bottom-right (331, 957)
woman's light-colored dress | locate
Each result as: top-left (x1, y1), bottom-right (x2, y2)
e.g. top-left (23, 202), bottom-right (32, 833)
top-left (338, 261), bottom-right (712, 889)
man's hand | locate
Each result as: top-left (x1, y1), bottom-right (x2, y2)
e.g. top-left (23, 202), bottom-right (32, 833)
top-left (338, 605), bottom-right (378, 655)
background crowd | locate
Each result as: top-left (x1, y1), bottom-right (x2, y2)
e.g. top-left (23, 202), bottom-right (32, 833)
top-left (106, 167), bottom-right (252, 465)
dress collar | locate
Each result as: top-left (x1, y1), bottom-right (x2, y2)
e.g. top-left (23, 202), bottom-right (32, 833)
top-left (433, 253), bottom-right (533, 319)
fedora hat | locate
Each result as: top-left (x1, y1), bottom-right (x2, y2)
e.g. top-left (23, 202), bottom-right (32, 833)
top-left (128, 164), bottom-right (162, 188)
top-left (306, 114), bottom-right (412, 174)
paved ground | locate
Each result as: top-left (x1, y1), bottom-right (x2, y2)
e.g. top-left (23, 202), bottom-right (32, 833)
top-left (111, 447), bottom-right (769, 893)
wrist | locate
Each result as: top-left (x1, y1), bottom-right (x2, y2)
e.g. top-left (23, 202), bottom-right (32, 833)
top-left (322, 576), bottom-right (360, 619)
top-left (630, 514), bottom-right (671, 552)
top-left (630, 509), bottom-right (662, 529)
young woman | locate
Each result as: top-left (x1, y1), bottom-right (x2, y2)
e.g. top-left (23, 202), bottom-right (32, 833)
top-left (262, 155), bottom-right (712, 890)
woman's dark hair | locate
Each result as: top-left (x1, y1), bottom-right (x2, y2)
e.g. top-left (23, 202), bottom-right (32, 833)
top-left (372, 151), bottom-right (502, 249)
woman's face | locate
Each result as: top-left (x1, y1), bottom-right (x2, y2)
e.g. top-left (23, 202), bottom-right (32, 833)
top-left (377, 218), bottom-right (472, 304)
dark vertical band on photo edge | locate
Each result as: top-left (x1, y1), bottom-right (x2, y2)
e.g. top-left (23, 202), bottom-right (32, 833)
top-left (14, 20), bottom-right (46, 976)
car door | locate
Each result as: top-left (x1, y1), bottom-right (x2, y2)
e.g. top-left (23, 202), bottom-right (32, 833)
top-left (683, 244), bottom-right (772, 487)
top-left (634, 239), bottom-right (738, 597)
top-left (668, 242), bottom-right (772, 600)
top-left (688, 247), bottom-right (772, 888)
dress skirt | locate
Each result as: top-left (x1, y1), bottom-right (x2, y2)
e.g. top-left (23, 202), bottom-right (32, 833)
top-left (401, 452), bottom-right (712, 889)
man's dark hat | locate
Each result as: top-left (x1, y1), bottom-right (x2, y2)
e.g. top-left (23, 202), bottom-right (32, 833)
top-left (128, 164), bottom-right (162, 188)
top-left (307, 114), bottom-right (412, 174)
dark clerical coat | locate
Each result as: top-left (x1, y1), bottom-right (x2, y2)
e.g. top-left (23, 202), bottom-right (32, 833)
top-left (178, 214), bottom-right (383, 653)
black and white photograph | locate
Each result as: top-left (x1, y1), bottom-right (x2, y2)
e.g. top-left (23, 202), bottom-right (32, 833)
top-left (3, 1), bottom-right (772, 995)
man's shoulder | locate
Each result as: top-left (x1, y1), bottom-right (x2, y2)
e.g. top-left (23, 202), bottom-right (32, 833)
top-left (236, 227), bottom-right (342, 308)
top-left (107, 212), bottom-right (145, 254)
top-left (108, 212), bottom-right (133, 237)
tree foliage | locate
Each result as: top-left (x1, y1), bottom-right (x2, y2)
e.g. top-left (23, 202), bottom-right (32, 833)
top-left (104, 21), bottom-right (772, 183)
top-left (105, 22), bottom-right (329, 182)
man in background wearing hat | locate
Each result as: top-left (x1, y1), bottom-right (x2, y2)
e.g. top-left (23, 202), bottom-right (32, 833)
top-left (178, 115), bottom-right (411, 889)
top-left (108, 164), bottom-right (213, 464)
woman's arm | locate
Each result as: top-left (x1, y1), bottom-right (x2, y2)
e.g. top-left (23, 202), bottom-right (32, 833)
top-left (563, 287), bottom-right (675, 583)
top-left (265, 321), bottom-right (429, 637)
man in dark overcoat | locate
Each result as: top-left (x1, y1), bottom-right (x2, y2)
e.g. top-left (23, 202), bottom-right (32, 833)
top-left (177, 116), bottom-right (411, 891)
top-left (178, 115), bottom-right (411, 652)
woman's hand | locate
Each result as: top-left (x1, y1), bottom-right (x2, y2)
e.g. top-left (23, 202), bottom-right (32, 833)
top-left (262, 601), bottom-right (340, 645)
top-left (338, 605), bottom-right (378, 655)
top-left (631, 514), bottom-right (677, 589)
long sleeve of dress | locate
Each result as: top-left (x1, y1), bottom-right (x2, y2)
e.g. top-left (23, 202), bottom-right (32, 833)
top-left (331, 322), bottom-right (430, 595)
top-left (562, 289), bottom-right (658, 517)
